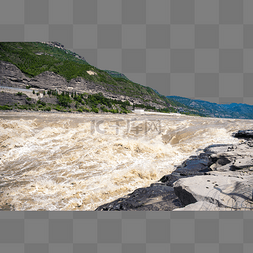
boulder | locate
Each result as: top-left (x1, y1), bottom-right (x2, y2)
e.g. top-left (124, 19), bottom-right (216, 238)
top-left (95, 182), bottom-right (182, 211)
top-left (233, 130), bottom-right (253, 139)
top-left (172, 154), bottom-right (211, 176)
top-left (204, 144), bottom-right (237, 155)
top-left (159, 173), bottom-right (182, 186)
top-left (173, 174), bottom-right (253, 210)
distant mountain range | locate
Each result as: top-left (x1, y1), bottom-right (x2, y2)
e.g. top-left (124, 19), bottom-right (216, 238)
top-left (167, 96), bottom-right (253, 119)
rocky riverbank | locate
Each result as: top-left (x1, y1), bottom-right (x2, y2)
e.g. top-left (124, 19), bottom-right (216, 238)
top-left (96, 130), bottom-right (253, 211)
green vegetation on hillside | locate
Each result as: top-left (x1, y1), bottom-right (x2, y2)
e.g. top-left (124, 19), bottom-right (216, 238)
top-left (103, 70), bottom-right (130, 80)
top-left (0, 90), bottom-right (206, 116)
top-left (0, 42), bottom-right (169, 105)
top-left (0, 105), bottom-right (12, 110)
top-left (0, 42), bottom-right (206, 116)
top-left (57, 92), bottom-right (72, 107)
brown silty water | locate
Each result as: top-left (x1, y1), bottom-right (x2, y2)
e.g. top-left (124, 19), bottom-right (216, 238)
top-left (0, 111), bottom-right (252, 211)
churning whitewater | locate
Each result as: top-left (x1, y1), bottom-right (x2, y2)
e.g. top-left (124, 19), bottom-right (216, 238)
top-left (0, 111), bottom-right (252, 211)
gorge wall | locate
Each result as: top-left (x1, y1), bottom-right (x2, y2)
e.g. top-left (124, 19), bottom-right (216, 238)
top-left (0, 61), bottom-right (165, 109)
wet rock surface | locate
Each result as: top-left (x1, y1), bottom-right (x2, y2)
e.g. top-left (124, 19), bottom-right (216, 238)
top-left (96, 130), bottom-right (253, 211)
top-left (95, 183), bottom-right (183, 211)
top-left (232, 130), bottom-right (253, 139)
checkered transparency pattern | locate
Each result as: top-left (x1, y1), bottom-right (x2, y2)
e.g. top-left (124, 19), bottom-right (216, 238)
top-left (0, 0), bottom-right (253, 252)
top-left (1, 211), bottom-right (252, 252)
top-left (1, 0), bottom-right (252, 104)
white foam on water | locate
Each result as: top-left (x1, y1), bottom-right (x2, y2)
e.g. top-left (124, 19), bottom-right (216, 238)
top-left (0, 112), bottom-right (252, 210)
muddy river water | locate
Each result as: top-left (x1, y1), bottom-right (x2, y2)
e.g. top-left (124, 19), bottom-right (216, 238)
top-left (0, 111), bottom-right (252, 210)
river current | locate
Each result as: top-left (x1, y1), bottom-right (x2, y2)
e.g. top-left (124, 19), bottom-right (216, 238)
top-left (0, 111), bottom-right (252, 211)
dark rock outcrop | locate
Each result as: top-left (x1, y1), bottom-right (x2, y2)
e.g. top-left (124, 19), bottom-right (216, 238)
top-left (233, 130), bottom-right (253, 139)
top-left (95, 183), bottom-right (182, 211)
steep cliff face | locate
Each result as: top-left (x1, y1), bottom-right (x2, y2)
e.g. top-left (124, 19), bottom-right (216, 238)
top-left (0, 61), bottom-right (165, 109)
top-left (0, 60), bottom-right (102, 92)
top-left (0, 61), bottom-right (27, 87)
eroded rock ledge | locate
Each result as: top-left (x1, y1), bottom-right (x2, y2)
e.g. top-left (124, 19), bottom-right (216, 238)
top-left (172, 138), bottom-right (253, 211)
top-left (96, 130), bottom-right (253, 211)
top-left (0, 61), bottom-right (165, 109)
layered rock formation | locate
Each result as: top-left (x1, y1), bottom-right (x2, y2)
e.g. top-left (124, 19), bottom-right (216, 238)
top-left (0, 61), bottom-right (165, 109)
top-left (0, 60), bottom-right (106, 94)
top-left (0, 91), bottom-right (37, 106)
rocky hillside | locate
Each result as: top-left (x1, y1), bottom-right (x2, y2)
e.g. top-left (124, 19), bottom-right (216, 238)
top-left (0, 42), bottom-right (204, 115)
top-left (0, 42), bottom-right (163, 109)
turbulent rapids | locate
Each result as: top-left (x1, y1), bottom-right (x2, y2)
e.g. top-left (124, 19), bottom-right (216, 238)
top-left (0, 111), bottom-right (252, 211)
